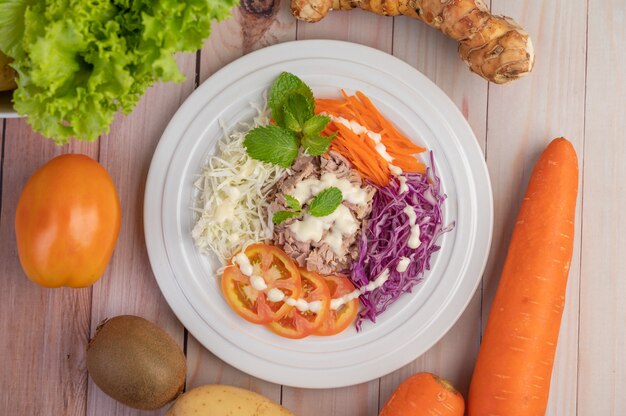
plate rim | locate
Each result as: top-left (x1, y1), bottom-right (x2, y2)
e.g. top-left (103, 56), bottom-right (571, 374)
top-left (144, 39), bottom-right (493, 388)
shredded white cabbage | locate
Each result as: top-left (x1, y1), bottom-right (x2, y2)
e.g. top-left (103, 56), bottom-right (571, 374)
top-left (192, 103), bottom-right (286, 264)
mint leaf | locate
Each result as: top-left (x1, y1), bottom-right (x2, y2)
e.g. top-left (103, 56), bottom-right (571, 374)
top-left (273, 210), bottom-right (300, 225)
top-left (244, 126), bottom-right (299, 168)
top-left (269, 72), bottom-right (314, 127)
top-left (303, 115), bottom-right (330, 136)
top-left (284, 195), bottom-right (302, 211)
top-left (283, 94), bottom-right (314, 133)
top-left (284, 109), bottom-right (302, 133)
top-left (302, 133), bottom-right (334, 156)
top-left (308, 187), bottom-right (343, 217)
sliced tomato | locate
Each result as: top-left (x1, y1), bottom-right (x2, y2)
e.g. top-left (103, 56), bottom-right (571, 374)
top-left (314, 274), bottom-right (360, 336)
top-left (221, 244), bottom-right (301, 325)
top-left (267, 269), bottom-right (331, 339)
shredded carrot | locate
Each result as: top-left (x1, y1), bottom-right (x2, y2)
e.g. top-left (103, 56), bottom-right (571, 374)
top-left (316, 91), bottom-right (426, 186)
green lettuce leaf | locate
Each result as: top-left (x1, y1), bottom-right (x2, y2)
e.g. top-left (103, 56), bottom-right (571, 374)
top-left (0, 0), bottom-right (35, 58)
top-left (2, 0), bottom-right (239, 143)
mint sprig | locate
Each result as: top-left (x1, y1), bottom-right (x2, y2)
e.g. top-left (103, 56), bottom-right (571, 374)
top-left (284, 94), bottom-right (314, 133)
top-left (284, 195), bottom-right (302, 211)
top-left (243, 126), bottom-right (299, 168)
top-left (269, 72), bottom-right (315, 127)
top-left (273, 210), bottom-right (300, 225)
top-left (309, 187), bottom-right (343, 217)
top-left (245, 72), bottom-right (335, 168)
top-left (273, 195), bottom-right (302, 225)
top-left (273, 188), bottom-right (343, 224)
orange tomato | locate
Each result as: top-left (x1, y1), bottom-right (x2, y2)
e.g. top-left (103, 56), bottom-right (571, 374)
top-left (15, 154), bottom-right (121, 288)
top-left (221, 244), bottom-right (302, 324)
top-left (267, 269), bottom-right (330, 339)
top-left (314, 274), bottom-right (359, 336)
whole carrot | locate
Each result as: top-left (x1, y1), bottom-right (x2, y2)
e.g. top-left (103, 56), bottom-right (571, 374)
top-left (468, 138), bottom-right (578, 416)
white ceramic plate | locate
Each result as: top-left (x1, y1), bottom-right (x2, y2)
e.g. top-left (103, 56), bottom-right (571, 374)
top-left (144, 40), bottom-right (492, 389)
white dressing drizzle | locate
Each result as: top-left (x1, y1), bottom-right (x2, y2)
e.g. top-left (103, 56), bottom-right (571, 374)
top-left (403, 205), bottom-right (422, 249)
top-left (291, 172), bottom-right (369, 205)
top-left (249, 275), bottom-right (267, 291)
top-left (396, 257), bottom-right (411, 273)
top-left (326, 115), bottom-right (398, 167)
top-left (267, 288), bottom-right (285, 302)
top-left (233, 252), bottom-right (254, 276)
top-left (325, 113), bottom-right (409, 194)
top-left (232, 255), bottom-right (391, 313)
top-left (398, 175), bottom-right (409, 194)
top-left (288, 173), bottom-right (365, 256)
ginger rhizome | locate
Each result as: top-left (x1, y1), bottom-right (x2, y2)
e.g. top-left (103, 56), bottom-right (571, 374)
top-left (291, 0), bottom-right (534, 84)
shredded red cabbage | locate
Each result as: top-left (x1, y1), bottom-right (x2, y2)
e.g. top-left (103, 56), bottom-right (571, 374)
top-left (351, 155), bottom-right (453, 329)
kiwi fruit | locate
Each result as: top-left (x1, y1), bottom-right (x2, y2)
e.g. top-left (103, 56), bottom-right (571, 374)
top-left (86, 315), bottom-right (186, 410)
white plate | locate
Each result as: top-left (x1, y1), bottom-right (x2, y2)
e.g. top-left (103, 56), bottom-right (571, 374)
top-left (144, 40), bottom-right (492, 389)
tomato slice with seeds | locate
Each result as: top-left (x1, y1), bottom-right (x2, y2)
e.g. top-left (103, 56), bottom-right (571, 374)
top-left (267, 269), bottom-right (331, 339)
top-left (221, 244), bottom-right (301, 325)
top-left (314, 274), bottom-right (359, 336)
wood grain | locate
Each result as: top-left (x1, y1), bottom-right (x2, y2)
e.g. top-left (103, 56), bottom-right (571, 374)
top-left (0, 121), bottom-right (97, 415)
top-left (199, 3), bottom-right (297, 82)
top-left (378, 15), bottom-right (489, 407)
top-left (183, 1), bottom-right (296, 404)
top-left (85, 53), bottom-right (196, 416)
top-left (296, 9), bottom-right (392, 50)
top-left (484, 1), bottom-right (587, 414)
top-left (578, 1), bottom-right (626, 414)
top-left (3, 0), bottom-right (626, 414)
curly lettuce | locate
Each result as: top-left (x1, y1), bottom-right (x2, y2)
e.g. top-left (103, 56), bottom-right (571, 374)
top-left (0, 0), bottom-right (238, 143)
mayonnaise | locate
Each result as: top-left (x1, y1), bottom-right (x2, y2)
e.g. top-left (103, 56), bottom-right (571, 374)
top-left (288, 202), bottom-right (359, 255)
top-left (403, 205), bottom-right (422, 249)
top-left (390, 165), bottom-right (403, 176)
top-left (267, 288), bottom-right (285, 302)
top-left (331, 268), bottom-right (390, 310)
top-left (398, 175), bottom-right (409, 194)
top-left (249, 275), bottom-right (267, 291)
top-left (291, 172), bottom-right (369, 205)
top-left (233, 252), bottom-right (254, 276)
top-left (327, 115), bottom-right (395, 164)
top-left (233, 256), bottom-right (391, 314)
top-left (214, 199), bottom-right (236, 222)
top-left (396, 257), bottom-right (411, 273)
top-left (325, 114), bottom-right (408, 183)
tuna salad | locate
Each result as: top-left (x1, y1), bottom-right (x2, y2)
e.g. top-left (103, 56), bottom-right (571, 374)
top-left (270, 152), bottom-right (375, 274)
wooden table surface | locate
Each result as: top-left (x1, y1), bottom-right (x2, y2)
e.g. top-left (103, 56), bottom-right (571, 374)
top-left (1, 0), bottom-right (624, 414)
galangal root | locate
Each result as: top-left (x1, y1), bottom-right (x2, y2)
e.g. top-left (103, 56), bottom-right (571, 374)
top-left (291, 0), bottom-right (535, 84)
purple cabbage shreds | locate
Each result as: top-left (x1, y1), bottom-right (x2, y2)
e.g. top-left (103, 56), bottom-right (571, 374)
top-left (351, 157), bottom-right (454, 330)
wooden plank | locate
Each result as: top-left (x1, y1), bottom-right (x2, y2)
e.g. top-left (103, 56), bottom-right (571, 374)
top-left (184, 1), bottom-right (296, 404)
top-left (199, 2), bottom-right (297, 82)
top-left (379, 14), bottom-right (489, 407)
top-left (0, 120), bottom-right (98, 415)
top-left (296, 9), bottom-right (393, 50)
top-left (185, 334), bottom-right (280, 399)
top-left (0, 119), bottom-right (4, 214)
top-left (278, 10), bottom-right (394, 416)
top-left (483, 1), bottom-right (587, 414)
top-left (85, 53), bottom-right (196, 415)
top-left (578, 1), bottom-right (626, 414)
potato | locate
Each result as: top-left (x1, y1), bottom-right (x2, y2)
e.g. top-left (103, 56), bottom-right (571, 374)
top-left (0, 50), bottom-right (17, 91)
top-left (166, 385), bottom-right (294, 416)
